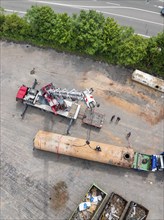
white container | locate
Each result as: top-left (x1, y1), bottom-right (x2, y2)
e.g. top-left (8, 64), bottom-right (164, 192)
top-left (79, 202), bottom-right (91, 211)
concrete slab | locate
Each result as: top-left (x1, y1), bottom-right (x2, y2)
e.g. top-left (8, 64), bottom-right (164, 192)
top-left (1, 41), bottom-right (163, 220)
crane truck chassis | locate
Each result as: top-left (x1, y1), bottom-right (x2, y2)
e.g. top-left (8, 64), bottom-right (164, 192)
top-left (16, 80), bottom-right (104, 130)
top-left (33, 130), bottom-right (164, 172)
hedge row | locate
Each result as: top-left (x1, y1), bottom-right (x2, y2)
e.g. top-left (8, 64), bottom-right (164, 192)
top-left (0, 6), bottom-right (163, 77)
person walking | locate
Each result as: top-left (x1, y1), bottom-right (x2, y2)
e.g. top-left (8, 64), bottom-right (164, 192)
top-left (126, 132), bottom-right (131, 140)
top-left (115, 117), bottom-right (121, 124)
top-left (110, 115), bottom-right (115, 123)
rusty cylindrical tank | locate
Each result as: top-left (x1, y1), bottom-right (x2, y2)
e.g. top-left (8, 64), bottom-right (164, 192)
top-left (34, 130), bottom-right (134, 168)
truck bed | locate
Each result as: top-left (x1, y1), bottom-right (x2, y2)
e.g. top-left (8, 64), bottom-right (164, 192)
top-left (82, 109), bottom-right (105, 128)
top-left (23, 90), bottom-right (81, 119)
top-left (132, 152), bottom-right (151, 171)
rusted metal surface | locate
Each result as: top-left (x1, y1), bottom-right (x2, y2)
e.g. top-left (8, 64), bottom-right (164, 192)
top-left (82, 109), bottom-right (105, 128)
top-left (132, 69), bottom-right (164, 93)
top-left (34, 130), bottom-right (134, 168)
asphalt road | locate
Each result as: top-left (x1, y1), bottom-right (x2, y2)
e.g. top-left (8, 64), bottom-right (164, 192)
top-left (2, 0), bottom-right (164, 37)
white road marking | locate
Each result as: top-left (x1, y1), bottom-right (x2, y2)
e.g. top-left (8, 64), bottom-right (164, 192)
top-left (28, 0), bottom-right (84, 8)
top-left (4, 9), bottom-right (26, 14)
top-left (106, 2), bottom-right (120, 6)
top-left (29, 0), bottom-right (164, 26)
top-left (4, 3), bottom-right (161, 38)
top-left (30, 1), bottom-right (160, 15)
top-left (94, 10), bottom-right (163, 26)
top-left (136, 33), bottom-right (151, 38)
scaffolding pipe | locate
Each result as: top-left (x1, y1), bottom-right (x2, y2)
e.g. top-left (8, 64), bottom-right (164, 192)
top-left (34, 130), bottom-right (135, 169)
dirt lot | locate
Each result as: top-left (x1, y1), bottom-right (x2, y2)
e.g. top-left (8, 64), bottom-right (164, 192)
top-left (1, 41), bottom-right (164, 220)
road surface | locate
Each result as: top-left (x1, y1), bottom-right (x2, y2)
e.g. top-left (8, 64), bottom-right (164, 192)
top-left (2, 0), bottom-right (164, 37)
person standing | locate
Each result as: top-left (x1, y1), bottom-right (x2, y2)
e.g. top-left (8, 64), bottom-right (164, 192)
top-left (126, 132), bottom-right (131, 140)
top-left (115, 117), bottom-right (121, 124)
top-left (30, 68), bottom-right (35, 75)
top-left (110, 115), bottom-right (115, 123)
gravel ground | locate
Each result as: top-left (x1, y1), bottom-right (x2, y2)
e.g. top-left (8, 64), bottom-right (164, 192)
top-left (1, 41), bottom-right (164, 220)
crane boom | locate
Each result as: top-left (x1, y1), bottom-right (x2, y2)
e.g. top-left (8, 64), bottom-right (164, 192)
top-left (40, 83), bottom-right (97, 109)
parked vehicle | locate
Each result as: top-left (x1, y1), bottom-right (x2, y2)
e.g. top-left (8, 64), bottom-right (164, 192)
top-left (161, 7), bottom-right (164, 16)
top-left (132, 152), bottom-right (164, 172)
top-left (16, 80), bottom-right (104, 132)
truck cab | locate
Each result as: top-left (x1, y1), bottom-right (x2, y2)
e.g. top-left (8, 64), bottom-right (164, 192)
top-left (151, 152), bottom-right (164, 171)
top-left (16, 85), bottom-right (28, 101)
top-left (133, 152), bottom-right (164, 172)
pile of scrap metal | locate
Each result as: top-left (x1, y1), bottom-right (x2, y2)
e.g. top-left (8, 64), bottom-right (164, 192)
top-left (69, 184), bottom-right (107, 220)
top-left (99, 192), bottom-right (128, 220)
top-left (99, 194), bottom-right (149, 220)
top-left (69, 184), bottom-right (149, 220)
top-left (123, 201), bottom-right (149, 220)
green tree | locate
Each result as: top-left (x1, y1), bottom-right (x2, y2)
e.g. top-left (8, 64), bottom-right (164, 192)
top-left (2, 13), bottom-right (30, 40)
top-left (153, 32), bottom-right (164, 76)
top-left (0, 8), bottom-right (5, 36)
top-left (100, 18), bottom-right (134, 63)
top-left (101, 17), bottom-right (121, 62)
top-left (25, 5), bottom-right (56, 42)
top-left (117, 34), bottom-right (148, 66)
top-left (138, 33), bottom-right (164, 77)
top-left (48, 13), bottom-right (72, 47)
top-left (70, 10), bottom-right (105, 55)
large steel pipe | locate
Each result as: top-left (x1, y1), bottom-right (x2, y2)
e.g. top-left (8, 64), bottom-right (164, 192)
top-left (34, 130), bottom-right (134, 168)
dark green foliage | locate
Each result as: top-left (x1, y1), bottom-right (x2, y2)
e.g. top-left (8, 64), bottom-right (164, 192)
top-left (48, 13), bottom-right (72, 47)
top-left (0, 6), bottom-right (163, 77)
top-left (152, 33), bottom-right (164, 76)
top-left (70, 10), bottom-right (105, 55)
top-left (118, 35), bottom-right (148, 66)
top-left (100, 17), bottom-right (122, 62)
top-left (100, 18), bottom-right (134, 63)
top-left (137, 33), bottom-right (164, 77)
top-left (25, 5), bottom-right (56, 42)
top-left (2, 13), bottom-right (30, 40)
top-left (0, 9), bottom-right (5, 37)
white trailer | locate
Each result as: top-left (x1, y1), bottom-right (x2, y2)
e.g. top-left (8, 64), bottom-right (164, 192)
top-left (132, 69), bottom-right (164, 93)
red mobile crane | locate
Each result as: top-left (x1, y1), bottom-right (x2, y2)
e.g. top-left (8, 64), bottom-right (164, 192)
top-left (16, 79), bottom-right (104, 132)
